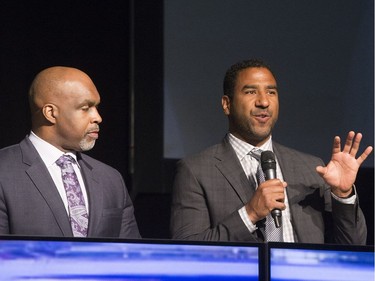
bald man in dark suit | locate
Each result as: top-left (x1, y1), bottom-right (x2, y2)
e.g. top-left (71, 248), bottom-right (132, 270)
top-left (170, 59), bottom-right (372, 244)
top-left (0, 66), bottom-right (140, 238)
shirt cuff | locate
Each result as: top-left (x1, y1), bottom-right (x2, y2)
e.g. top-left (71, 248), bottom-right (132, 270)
top-left (331, 185), bottom-right (357, 204)
top-left (238, 206), bottom-right (258, 233)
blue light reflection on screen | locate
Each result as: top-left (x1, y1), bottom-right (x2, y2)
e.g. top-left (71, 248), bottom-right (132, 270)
top-left (270, 248), bottom-right (374, 281)
top-left (0, 240), bottom-right (259, 281)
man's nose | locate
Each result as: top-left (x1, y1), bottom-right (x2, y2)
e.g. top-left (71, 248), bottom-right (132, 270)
top-left (92, 107), bottom-right (102, 124)
top-left (255, 93), bottom-right (269, 107)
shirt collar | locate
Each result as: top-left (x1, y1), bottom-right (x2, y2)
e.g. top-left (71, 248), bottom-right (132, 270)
top-left (28, 131), bottom-right (78, 167)
top-left (227, 133), bottom-right (273, 161)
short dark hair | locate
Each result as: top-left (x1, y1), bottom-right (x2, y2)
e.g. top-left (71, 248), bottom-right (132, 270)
top-left (223, 59), bottom-right (275, 98)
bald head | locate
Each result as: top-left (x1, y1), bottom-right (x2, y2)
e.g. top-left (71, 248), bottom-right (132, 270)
top-left (29, 66), bottom-right (94, 114)
top-left (28, 66), bottom-right (102, 152)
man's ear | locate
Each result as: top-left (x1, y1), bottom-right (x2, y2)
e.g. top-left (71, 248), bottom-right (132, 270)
top-left (42, 104), bottom-right (58, 124)
top-left (222, 95), bottom-right (231, 116)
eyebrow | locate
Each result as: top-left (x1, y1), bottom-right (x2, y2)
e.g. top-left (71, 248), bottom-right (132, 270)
top-left (77, 99), bottom-right (100, 107)
top-left (241, 84), bottom-right (278, 91)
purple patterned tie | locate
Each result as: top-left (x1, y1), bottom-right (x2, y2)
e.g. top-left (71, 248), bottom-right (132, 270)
top-left (56, 155), bottom-right (88, 237)
top-left (249, 148), bottom-right (283, 242)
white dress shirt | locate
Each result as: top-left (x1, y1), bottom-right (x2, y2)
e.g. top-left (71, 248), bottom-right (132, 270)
top-left (28, 131), bottom-right (89, 214)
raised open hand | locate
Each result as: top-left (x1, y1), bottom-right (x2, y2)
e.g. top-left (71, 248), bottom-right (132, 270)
top-left (316, 131), bottom-right (373, 197)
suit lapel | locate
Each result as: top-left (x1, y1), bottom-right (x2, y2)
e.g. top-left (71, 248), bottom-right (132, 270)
top-left (21, 138), bottom-right (72, 236)
top-left (273, 143), bottom-right (297, 197)
top-left (273, 142), bottom-right (308, 242)
top-left (214, 139), bottom-right (254, 204)
top-left (78, 155), bottom-right (103, 237)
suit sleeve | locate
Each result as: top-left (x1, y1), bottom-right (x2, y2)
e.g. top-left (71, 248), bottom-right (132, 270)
top-left (328, 189), bottom-right (367, 245)
top-left (170, 159), bottom-right (261, 242)
top-left (0, 183), bottom-right (10, 234)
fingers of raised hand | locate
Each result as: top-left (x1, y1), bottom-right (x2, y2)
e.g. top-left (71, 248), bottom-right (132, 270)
top-left (357, 145), bottom-right (373, 166)
top-left (348, 131), bottom-right (362, 156)
top-left (341, 131), bottom-right (355, 154)
top-left (332, 135), bottom-right (342, 154)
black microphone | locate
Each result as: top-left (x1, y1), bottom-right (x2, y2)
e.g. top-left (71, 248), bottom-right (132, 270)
top-left (261, 150), bottom-right (282, 228)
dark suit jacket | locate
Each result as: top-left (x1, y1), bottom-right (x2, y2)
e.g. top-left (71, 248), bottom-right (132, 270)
top-left (0, 137), bottom-right (140, 238)
top-left (170, 137), bottom-right (367, 244)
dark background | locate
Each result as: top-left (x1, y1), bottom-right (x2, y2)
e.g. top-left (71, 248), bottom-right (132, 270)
top-left (0, 1), bottom-right (373, 244)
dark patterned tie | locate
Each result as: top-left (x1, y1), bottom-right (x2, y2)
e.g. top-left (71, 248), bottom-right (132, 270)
top-left (56, 155), bottom-right (89, 237)
top-left (249, 148), bottom-right (283, 242)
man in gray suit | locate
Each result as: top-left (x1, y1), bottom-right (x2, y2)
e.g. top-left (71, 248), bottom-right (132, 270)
top-left (0, 66), bottom-right (140, 238)
top-left (170, 59), bottom-right (372, 244)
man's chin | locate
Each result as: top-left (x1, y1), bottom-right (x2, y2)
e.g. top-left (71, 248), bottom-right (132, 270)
top-left (79, 140), bottom-right (96, 151)
top-left (248, 129), bottom-right (272, 145)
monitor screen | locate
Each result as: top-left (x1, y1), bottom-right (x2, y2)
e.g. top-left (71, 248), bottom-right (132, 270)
top-left (269, 242), bottom-right (374, 281)
top-left (0, 236), bottom-right (260, 281)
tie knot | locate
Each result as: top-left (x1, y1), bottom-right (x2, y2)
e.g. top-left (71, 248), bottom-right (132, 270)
top-left (56, 155), bottom-right (75, 167)
top-left (249, 148), bottom-right (263, 161)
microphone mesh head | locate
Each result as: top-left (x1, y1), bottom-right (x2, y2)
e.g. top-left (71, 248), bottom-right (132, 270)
top-left (261, 150), bottom-right (276, 171)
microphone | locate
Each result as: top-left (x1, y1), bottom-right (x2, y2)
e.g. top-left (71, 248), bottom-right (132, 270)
top-left (261, 150), bottom-right (282, 228)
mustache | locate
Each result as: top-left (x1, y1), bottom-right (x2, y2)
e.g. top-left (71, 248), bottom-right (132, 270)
top-left (252, 110), bottom-right (272, 117)
top-left (86, 125), bottom-right (100, 133)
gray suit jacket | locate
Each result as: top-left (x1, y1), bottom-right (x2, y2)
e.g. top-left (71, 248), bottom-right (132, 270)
top-left (0, 137), bottom-right (140, 238)
top-left (170, 137), bottom-right (367, 244)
